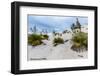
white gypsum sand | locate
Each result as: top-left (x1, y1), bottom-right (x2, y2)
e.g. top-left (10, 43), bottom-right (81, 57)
top-left (28, 31), bottom-right (88, 61)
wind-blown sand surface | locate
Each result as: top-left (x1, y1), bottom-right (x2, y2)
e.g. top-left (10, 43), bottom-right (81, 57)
top-left (28, 33), bottom-right (88, 60)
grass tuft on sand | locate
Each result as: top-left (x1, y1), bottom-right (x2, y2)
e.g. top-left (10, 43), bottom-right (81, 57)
top-left (53, 37), bottom-right (64, 46)
top-left (71, 32), bottom-right (88, 52)
top-left (28, 34), bottom-right (49, 46)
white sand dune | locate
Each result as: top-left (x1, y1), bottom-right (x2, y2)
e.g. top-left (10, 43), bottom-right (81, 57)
top-left (47, 41), bottom-right (87, 60)
top-left (28, 33), bottom-right (88, 60)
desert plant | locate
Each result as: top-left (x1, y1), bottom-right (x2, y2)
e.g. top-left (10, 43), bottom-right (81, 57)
top-left (31, 40), bottom-right (42, 46)
top-left (28, 33), bottom-right (49, 46)
top-left (83, 39), bottom-right (88, 49)
top-left (71, 32), bottom-right (88, 52)
top-left (42, 34), bottom-right (49, 40)
top-left (28, 34), bottom-right (42, 46)
top-left (71, 23), bottom-right (75, 32)
top-left (53, 37), bottom-right (64, 46)
top-left (29, 34), bottom-right (42, 41)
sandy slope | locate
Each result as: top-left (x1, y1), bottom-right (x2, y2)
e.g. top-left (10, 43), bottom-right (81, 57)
top-left (47, 41), bottom-right (87, 60)
top-left (28, 33), bottom-right (88, 60)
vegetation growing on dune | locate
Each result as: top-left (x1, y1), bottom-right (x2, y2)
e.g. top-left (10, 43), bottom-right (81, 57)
top-left (71, 32), bottom-right (88, 52)
top-left (28, 25), bottom-right (49, 46)
top-left (41, 34), bottom-right (49, 40)
top-left (53, 37), bottom-right (64, 46)
top-left (28, 34), bottom-right (49, 46)
top-left (28, 34), bottom-right (43, 46)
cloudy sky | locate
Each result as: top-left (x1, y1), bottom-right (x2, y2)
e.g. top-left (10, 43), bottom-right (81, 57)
top-left (28, 15), bottom-right (88, 33)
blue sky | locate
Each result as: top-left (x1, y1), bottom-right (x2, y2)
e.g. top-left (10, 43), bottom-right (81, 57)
top-left (28, 15), bottom-right (88, 33)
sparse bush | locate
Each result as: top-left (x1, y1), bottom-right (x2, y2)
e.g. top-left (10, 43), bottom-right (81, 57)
top-left (71, 32), bottom-right (88, 52)
top-left (42, 34), bottom-right (49, 40)
top-left (28, 34), bottom-right (42, 46)
top-left (29, 34), bottom-right (42, 41)
top-left (53, 37), bottom-right (64, 46)
top-left (83, 39), bottom-right (88, 49)
top-left (31, 40), bottom-right (42, 46)
top-left (28, 34), bottom-right (49, 46)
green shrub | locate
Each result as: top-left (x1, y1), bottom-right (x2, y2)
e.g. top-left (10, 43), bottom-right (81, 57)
top-left (83, 39), bottom-right (88, 49)
top-left (28, 34), bottom-right (49, 46)
top-left (32, 40), bottom-right (42, 46)
top-left (71, 32), bottom-right (88, 51)
top-left (28, 34), bottom-right (43, 46)
top-left (53, 37), bottom-right (64, 46)
top-left (30, 34), bottom-right (42, 40)
top-left (42, 34), bottom-right (49, 40)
